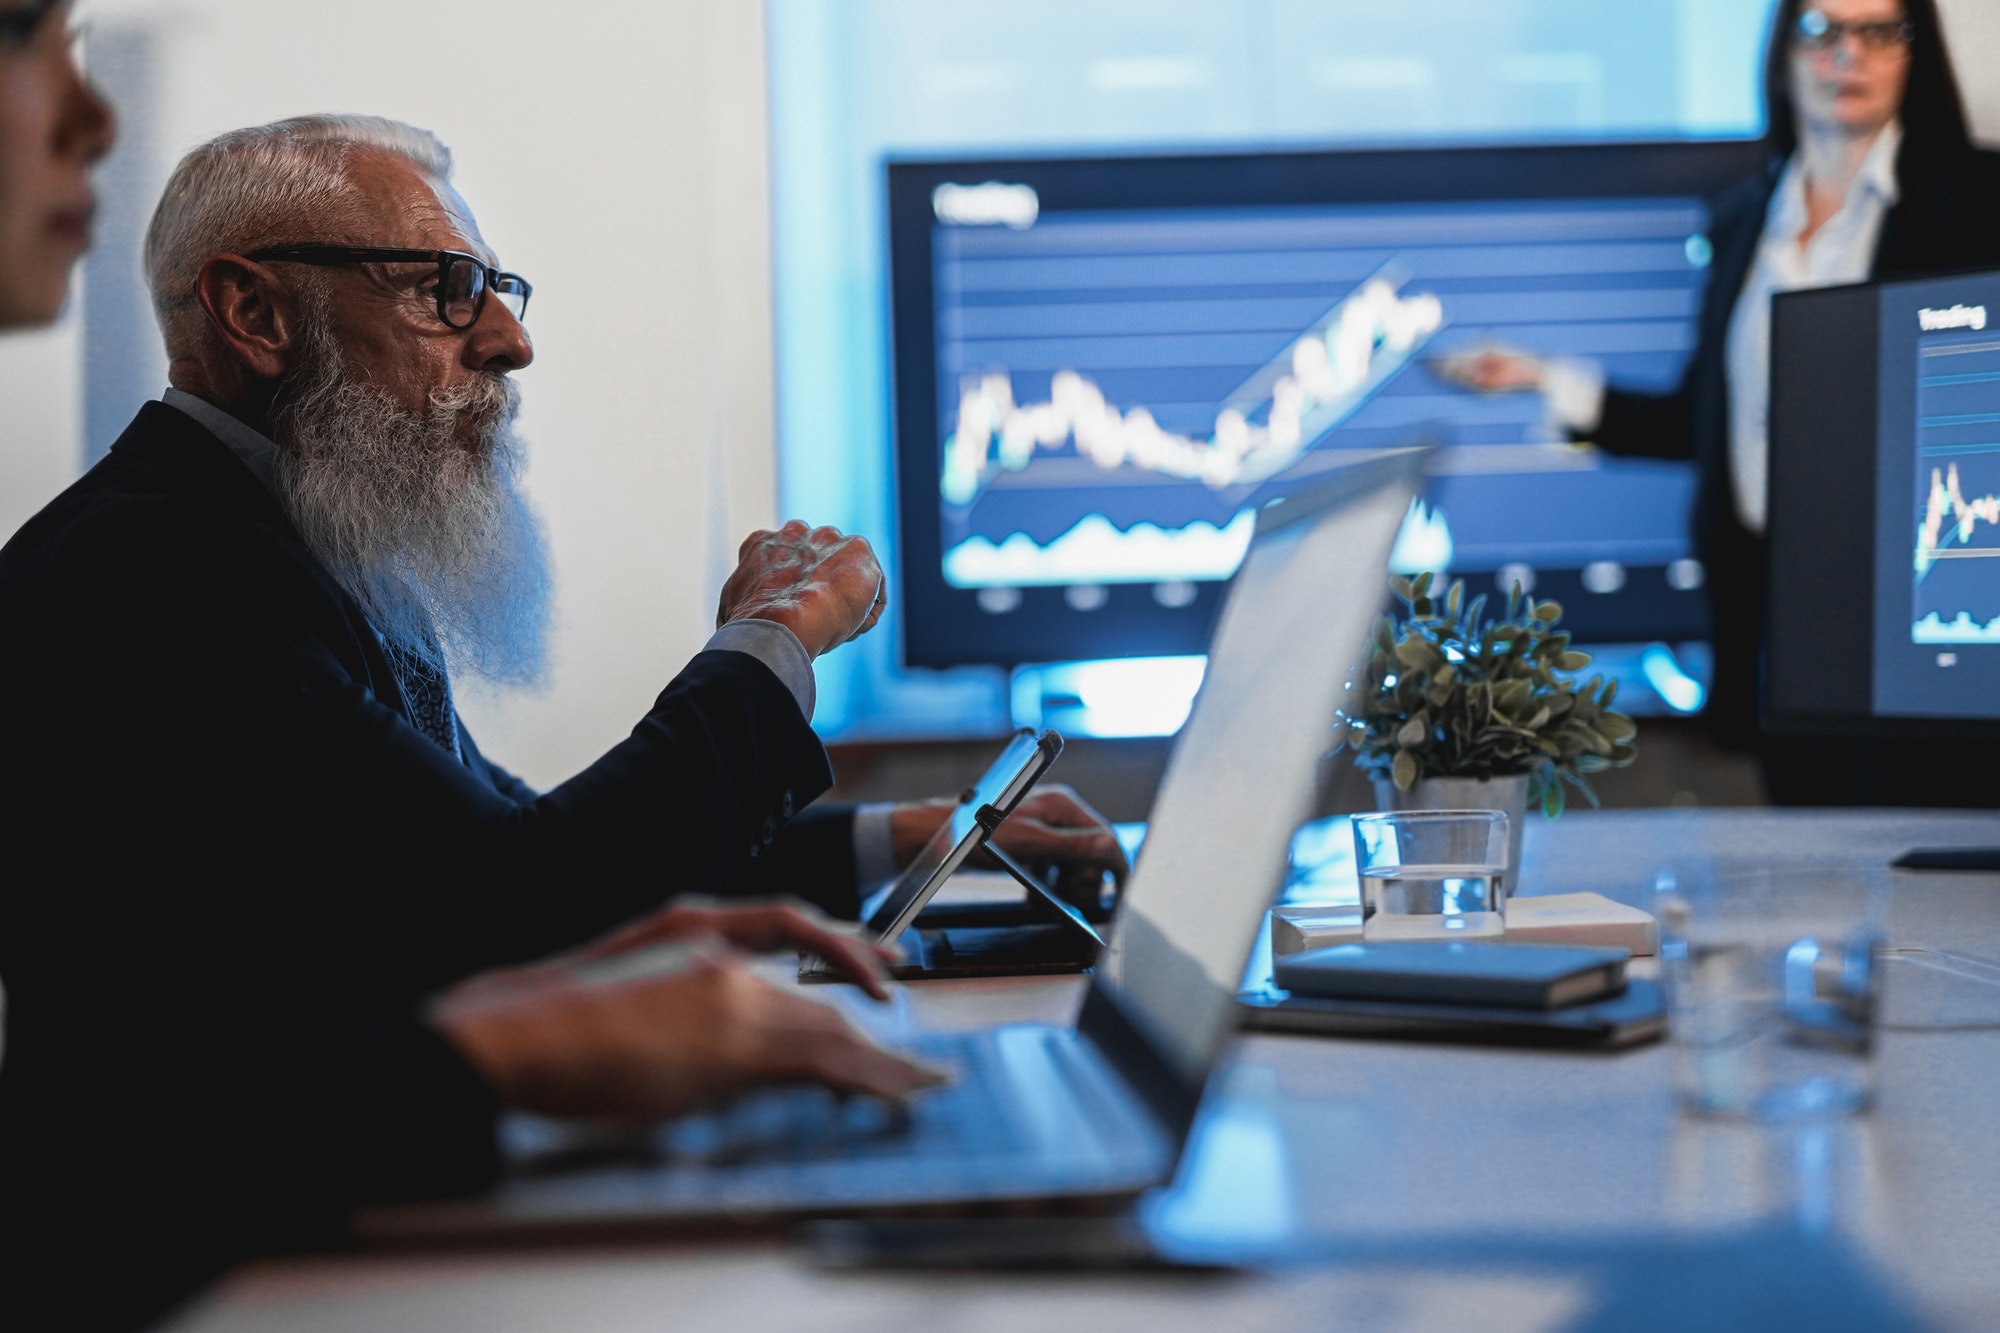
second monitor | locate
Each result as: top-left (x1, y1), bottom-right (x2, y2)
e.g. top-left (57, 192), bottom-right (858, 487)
top-left (1768, 266), bottom-right (2000, 741)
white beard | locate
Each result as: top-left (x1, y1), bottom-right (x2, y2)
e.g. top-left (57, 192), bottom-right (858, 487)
top-left (269, 313), bottom-right (552, 690)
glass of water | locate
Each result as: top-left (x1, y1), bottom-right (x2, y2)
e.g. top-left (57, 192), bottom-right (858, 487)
top-left (1350, 810), bottom-right (1508, 941)
top-left (1657, 864), bottom-right (1886, 1120)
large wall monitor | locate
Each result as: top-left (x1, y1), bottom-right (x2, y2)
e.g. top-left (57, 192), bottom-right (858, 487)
top-left (1769, 269), bottom-right (2000, 738)
top-left (888, 140), bottom-right (1766, 668)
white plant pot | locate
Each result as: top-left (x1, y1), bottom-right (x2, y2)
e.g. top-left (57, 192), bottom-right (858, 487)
top-left (1371, 772), bottom-right (1532, 898)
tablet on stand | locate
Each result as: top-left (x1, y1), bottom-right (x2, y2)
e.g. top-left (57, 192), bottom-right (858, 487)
top-left (799, 728), bottom-right (1107, 982)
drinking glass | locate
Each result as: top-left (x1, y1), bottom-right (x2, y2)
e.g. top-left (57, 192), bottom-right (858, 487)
top-left (1657, 865), bottom-right (1886, 1120)
top-left (1350, 810), bottom-right (1508, 941)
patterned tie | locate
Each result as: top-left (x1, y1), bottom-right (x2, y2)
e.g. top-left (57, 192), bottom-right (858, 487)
top-left (381, 633), bottom-right (463, 762)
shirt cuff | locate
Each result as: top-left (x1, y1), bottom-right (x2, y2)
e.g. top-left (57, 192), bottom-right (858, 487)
top-left (1541, 356), bottom-right (1606, 437)
top-left (705, 619), bottom-right (815, 721)
top-left (851, 801), bottom-right (900, 891)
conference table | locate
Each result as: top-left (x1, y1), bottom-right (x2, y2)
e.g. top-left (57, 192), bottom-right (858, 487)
top-left (165, 809), bottom-right (2000, 1332)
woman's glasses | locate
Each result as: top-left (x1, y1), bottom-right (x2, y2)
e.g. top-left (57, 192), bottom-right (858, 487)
top-left (245, 244), bottom-right (532, 330)
top-left (1793, 10), bottom-right (1914, 53)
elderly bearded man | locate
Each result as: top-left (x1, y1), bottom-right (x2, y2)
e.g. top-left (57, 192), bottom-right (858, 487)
top-left (0, 114), bottom-right (1124, 1330)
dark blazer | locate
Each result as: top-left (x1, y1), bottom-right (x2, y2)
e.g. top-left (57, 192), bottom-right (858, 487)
top-left (1591, 145), bottom-right (2000, 748)
top-left (0, 402), bottom-right (858, 1328)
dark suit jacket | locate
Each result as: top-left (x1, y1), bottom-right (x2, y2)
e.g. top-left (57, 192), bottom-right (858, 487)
top-left (1590, 146), bottom-right (2000, 747)
top-left (0, 402), bottom-right (860, 1329)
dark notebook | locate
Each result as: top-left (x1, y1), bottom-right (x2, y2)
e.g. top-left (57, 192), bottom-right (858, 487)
top-left (1239, 978), bottom-right (1667, 1050)
top-left (1272, 940), bottom-right (1629, 1009)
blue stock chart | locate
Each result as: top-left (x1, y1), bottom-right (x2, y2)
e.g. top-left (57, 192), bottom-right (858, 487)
top-left (933, 196), bottom-right (1711, 591)
top-left (1912, 328), bottom-right (2000, 643)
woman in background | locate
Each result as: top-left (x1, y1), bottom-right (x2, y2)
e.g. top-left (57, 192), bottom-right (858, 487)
top-left (0, 0), bottom-right (111, 329)
top-left (1445, 0), bottom-right (2000, 805)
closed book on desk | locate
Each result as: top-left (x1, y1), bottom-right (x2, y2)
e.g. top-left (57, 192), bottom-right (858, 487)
top-left (1238, 978), bottom-right (1666, 1050)
top-left (1272, 940), bottom-right (1628, 1009)
top-left (1502, 892), bottom-right (1659, 956)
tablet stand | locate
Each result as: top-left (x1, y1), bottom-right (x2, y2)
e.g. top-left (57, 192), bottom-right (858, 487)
top-left (973, 803), bottom-right (1107, 948)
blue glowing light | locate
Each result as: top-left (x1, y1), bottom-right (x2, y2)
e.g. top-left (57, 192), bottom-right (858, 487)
top-left (1640, 643), bottom-right (1706, 713)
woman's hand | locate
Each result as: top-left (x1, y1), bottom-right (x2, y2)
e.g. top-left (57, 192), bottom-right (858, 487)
top-left (435, 935), bottom-right (942, 1120)
top-left (1433, 345), bottom-right (1548, 393)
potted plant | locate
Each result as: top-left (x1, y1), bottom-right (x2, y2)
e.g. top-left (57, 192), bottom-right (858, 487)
top-left (1335, 572), bottom-right (1638, 890)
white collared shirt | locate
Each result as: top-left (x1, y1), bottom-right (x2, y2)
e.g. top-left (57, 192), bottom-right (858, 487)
top-left (1724, 121), bottom-right (1902, 534)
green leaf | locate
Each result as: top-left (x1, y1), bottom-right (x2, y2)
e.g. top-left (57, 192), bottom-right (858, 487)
top-left (1534, 600), bottom-right (1564, 623)
top-left (1392, 749), bottom-right (1418, 790)
top-left (1396, 712), bottom-right (1429, 748)
top-left (1394, 638), bottom-right (1446, 673)
top-left (1446, 580), bottom-right (1463, 619)
top-left (1555, 651), bottom-right (1591, 671)
top-left (1597, 712), bottom-right (1637, 742)
top-left (1412, 570), bottom-right (1433, 600)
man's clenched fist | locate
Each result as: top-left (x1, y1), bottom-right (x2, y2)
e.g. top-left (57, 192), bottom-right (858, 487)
top-left (718, 520), bottom-right (885, 658)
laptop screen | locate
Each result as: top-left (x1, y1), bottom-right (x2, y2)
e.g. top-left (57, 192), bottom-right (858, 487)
top-left (1095, 450), bottom-right (1424, 1084)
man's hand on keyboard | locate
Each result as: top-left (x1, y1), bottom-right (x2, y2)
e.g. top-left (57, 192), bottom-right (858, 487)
top-left (564, 899), bottom-right (898, 999)
top-left (434, 936), bottom-right (946, 1119)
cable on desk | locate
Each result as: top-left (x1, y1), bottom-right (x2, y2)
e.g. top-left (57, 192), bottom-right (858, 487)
top-left (1875, 947), bottom-right (2000, 1032)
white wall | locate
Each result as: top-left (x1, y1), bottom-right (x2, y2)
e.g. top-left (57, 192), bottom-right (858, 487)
top-left (1941, 0), bottom-right (2000, 147)
top-left (0, 0), bottom-right (777, 789)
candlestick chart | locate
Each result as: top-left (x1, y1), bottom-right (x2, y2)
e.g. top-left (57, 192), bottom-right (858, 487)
top-left (1911, 334), bottom-right (2000, 643)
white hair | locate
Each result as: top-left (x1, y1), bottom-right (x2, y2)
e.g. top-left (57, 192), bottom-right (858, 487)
top-left (144, 114), bottom-right (454, 356)
top-left (270, 284), bottom-right (551, 689)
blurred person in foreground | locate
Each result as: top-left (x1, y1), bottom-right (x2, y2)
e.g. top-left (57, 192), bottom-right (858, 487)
top-left (1439, 0), bottom-right (2000, 805)
top-left (0, 109), bottom-right (1125, 1330)
top-left (0, 0), bottom-right (112, 1067)
top-left (0, 0), bottom-right (106, 325)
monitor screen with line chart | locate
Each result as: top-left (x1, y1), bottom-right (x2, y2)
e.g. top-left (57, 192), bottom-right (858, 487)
top-left (1768, 267), bottom-right (2000, 737)
top-left (888, 140), bottom-right (1767, 670)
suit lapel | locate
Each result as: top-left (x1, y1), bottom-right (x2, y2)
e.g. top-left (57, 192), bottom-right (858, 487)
top-left (112, 402), bottom-right (424, 743)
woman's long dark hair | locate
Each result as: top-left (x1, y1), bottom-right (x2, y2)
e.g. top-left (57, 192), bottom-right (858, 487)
top-left (1762, 0), bottom-right (1972, 168)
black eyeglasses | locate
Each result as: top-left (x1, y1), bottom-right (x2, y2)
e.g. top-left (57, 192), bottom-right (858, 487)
top-left (1793, 10), bottom-right (1913, 52)
top-left (0, 1), bottom-right (62, 50)
top-left (245, 244), bottom-right (531, 329)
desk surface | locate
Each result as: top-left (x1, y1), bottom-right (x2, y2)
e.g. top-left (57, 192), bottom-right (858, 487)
top-left (167, 809), bottom-right (2000, 1333)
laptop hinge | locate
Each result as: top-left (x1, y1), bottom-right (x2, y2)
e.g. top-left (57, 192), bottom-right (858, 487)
top-left (1075, 982), bottom-right (1205, 1148)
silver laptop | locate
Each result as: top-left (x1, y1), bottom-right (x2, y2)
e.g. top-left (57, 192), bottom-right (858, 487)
top-left (360, 448), bottom-right (1425, 1237)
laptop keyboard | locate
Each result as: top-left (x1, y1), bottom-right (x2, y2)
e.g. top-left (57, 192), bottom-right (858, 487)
top-left (654, 1030), bottom-right (1029, 1167)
